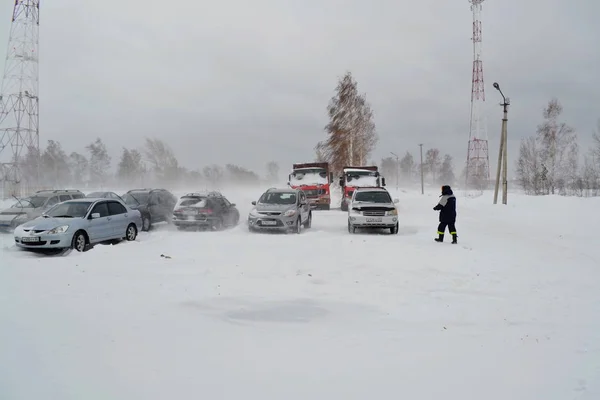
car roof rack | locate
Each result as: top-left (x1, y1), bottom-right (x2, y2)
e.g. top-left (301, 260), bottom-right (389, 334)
top-left (35, 189), bottom-right (83, 193)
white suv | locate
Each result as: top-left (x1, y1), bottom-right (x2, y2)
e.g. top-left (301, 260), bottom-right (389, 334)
top-left (347, 187), bottom-right (399, 234)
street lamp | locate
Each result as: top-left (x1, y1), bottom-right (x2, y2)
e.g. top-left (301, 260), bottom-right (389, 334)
top-left (390, 151), bottom-right (399, 191)
top-left (492, 82), bottom-right (510, 205)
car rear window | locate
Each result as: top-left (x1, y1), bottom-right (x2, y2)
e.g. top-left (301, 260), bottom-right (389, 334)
top-left (177, 196), bottom-right (208, 207)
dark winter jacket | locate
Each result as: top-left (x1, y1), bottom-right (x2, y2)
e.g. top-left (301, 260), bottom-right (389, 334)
top-left (433, 185), bottom-right (456, 223)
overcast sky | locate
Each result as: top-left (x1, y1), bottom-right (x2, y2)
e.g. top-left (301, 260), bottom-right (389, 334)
top-left (0, 0), bottom-right (598, 177)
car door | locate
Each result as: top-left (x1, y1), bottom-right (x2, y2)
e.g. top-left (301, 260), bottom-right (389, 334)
top-left (87, 201), bottom-right (111, 242)
top-left (148, 192), bottom-right (161, 221)
top-left (220, 197), bottom-right (234, 225)
top-left (107, 200), bottom-right (128, 238)
top-left (298, 191), bottom-right (309, 223)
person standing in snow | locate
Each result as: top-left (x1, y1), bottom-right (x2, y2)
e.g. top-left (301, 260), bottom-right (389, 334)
top-left (433, 185), bottom-right (457, 244)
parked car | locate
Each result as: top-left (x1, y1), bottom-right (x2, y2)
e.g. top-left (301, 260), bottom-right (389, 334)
top-left (173, 191), bottom-right (240, 230)
top-left (247, 187), bottom-right (312, 233)
top-left (0, 189), bottom-right (85, 231)
top-left (86, 191), bottom-right (124, 201)
top-left (13, 198), bottom-right (142, 252)
top-left (347, 187), bottom-right (399, 234)
top-left (120, 188), bottom-right (177, 231)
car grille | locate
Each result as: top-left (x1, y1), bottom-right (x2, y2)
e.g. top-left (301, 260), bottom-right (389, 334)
top-left (22, 229), bottom-right (45, 233)
top-left (363, 210), bottom-right (386, 217)
top-left (259, 211), bottom-right (281, 216)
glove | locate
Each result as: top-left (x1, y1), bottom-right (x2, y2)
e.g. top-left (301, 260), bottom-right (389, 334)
top-left (433, 207), bottom-right (436, 210)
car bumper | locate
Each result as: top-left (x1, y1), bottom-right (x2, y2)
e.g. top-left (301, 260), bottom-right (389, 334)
top-left (14, 232), bottom-right (72, 249)
top-left (349, 214), bottom-right (398, 228)
top-left (307, 197), bottom-right (330, 209)
top-left (173, 216), bottom-right (217, 226)
top-left (247, 215), bottom-right (297, 230)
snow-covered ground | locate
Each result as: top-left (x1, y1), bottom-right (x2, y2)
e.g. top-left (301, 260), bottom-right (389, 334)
top-left (1, 186), bottom-right (599, 399)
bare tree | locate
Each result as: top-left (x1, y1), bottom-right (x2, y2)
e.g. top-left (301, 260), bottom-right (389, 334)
top-left (592, 119), bottom-right (600, 167)
top-left (438, 154), bottom-right (455, 185)
top-left (266, 161), bottom-right (279, 183)
top-left (203, 165), bottom-right (223, 187)
top-left (536, 98), bottom-right (578, 194)
top-left (318, 71), bottom-right (378, 173)
top-left (399, 152), bottom-right (415, 181)
top-left (516, 137), bottom-right (543, 194)
top-left (144, 138), bottom-right (181, 185)
top-left (86, 138), bottom-right (111, 188)
top-left (424, 148), bottom-right (441, 183)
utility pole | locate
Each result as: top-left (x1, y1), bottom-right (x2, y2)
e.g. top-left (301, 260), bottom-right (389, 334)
top-left (390, 151), bottom-right (399, 191)
top-left (492, 82), bottom-right (509, 205)
top-left (419, 144), bottom-right (424, 195)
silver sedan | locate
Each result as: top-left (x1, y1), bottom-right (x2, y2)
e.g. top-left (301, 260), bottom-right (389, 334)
top-left (14, 198), bottom-right (142, 252)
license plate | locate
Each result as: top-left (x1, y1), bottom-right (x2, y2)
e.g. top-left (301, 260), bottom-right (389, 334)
top-left (366, 218), bottom-right (382, 222)
top-left (183, 210), bottom-right (196, 216)
top-left (21, 236), bottom-right (40, 242)
top-left (261, 220), bottom-right (277, 226)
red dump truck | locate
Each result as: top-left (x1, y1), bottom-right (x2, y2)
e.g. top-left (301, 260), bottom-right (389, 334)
top-left (288, 162), bottom-right (334, 210)
top-left (338, 166), bottom-right (386, 211)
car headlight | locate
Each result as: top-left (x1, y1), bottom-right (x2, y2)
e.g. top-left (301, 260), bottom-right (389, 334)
top-left (387, 209), bottom-right (398, 216)
top-left (349, 208), bottom-right (361, 215)
top-left (249, 209), bottom-right (260, 218)
top-left (283, 209), bottom-right (296, 217)
top-left (48, 225), bottom-right (69, 234)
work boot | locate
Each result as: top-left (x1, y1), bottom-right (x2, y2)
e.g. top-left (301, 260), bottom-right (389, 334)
top-left (434, 234), bottom-right (444, 242)
top-left (451, 234), bottom-right (458, 244)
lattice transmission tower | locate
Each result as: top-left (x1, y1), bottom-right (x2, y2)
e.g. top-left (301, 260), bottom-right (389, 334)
top-left (465, 0), bottom-right (490, 191)
top-left (0, 0), bottom-right (40, 198)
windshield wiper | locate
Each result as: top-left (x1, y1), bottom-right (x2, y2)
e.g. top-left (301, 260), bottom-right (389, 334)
top-left (50, 215), bottom-right (73, 218)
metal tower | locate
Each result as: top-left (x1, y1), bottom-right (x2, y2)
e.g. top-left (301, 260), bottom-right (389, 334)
top-left (0, 0), bottom-right (40, 198)
top-left (465, 0), bottom-right (490, 191)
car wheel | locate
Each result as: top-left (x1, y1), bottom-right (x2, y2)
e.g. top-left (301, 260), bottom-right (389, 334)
top-left (295, 217), bottom-right (301, 234)
top-left (125, 223), bottom-right (137, 241)
top-left (71, 231), bottom-right (87, 252)
top-left (212, 218), bottom-right (224, 231)
top-left (348, 221), bottom-right (356, 234)
top-left (390, 223), bottom-right (399, 234)
top-left (303, 212), bottom-right (312, 228)
top-left (142, 214), bottom-right (151, 231)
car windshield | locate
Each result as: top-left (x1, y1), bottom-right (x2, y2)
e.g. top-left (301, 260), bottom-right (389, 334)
top-left (122, 193), bottom-right (148, 205)
top-left (354, 191), bottom-right (392, 203)
top-left (259, 192), bottom-right (297, 205)
top-left (11, 196), bottom-right (46, 208)
top-left (177, 196), bottom-right (208, 207)
top-left (44, 201), bottom-right (92, 218)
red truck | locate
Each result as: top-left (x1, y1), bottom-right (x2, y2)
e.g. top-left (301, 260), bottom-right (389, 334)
top-left (288, 162), bottom-right (334, 210)
top-left (338, 166), bottom-right (386, 211)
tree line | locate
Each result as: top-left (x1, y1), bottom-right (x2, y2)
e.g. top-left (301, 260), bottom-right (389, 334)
top-left (516, 98), bottom-right (600, 197)
top-left (15, 137), bottom-right (283, 190)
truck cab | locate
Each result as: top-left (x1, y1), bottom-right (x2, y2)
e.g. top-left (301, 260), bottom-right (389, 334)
top-left (288, 162), bottom-right (334, 210)
top-left (338, 166), bottom-right (386, 211)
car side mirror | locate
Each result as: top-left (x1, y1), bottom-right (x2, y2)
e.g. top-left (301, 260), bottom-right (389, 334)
top-left (90, 212), bottom-right (100, 219)
top-left (230, 203), bottom-right (236, 207)
top-left (251, 201), bottom-right (256, 205)
top-left (381, 178), bottom-right (386, 186)
top-left (393, 199), bottom-right (399, 204)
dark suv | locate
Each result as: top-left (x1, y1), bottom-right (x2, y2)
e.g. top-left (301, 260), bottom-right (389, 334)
top-left (120, 188), bottom-right (177, 231)
top-left (172, 191), bottom-right (240, 231)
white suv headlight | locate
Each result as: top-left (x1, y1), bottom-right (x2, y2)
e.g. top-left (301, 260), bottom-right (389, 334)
top-left (386, 209), bottom-right (398, 216)
top-left (48, 225), bottom-right (69, 234)
top-left (283, 209), bottom-right (296, 217)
